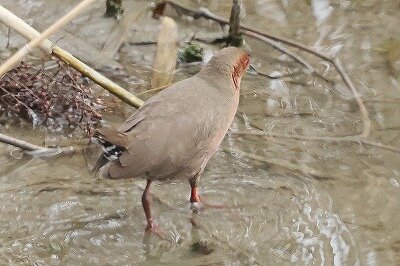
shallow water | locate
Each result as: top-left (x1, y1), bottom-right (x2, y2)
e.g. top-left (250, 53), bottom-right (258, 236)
top-left (1, 0), bottom-right (400, 265)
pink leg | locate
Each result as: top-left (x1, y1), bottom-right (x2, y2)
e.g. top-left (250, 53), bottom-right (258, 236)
top-left (190, 183), bottom-right (203, 213)
top-left (190, 185), bottom-right (201, 204)
top-left (142, 179), bottom-right (164, 238)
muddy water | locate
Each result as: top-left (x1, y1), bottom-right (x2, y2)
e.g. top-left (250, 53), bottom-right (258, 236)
top-left (1, 0), bottom-right (400, 264)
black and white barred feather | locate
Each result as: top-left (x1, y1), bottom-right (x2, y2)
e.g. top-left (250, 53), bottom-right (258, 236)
top-left (92, 132), bottom-right (125, 172)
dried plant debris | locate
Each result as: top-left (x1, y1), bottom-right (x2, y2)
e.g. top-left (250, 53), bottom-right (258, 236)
top-left (0, 60), bottom-right (104, 135)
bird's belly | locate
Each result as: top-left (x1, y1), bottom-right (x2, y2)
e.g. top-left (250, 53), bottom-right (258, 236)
top-left (148, 157), bottom-right (207, 181)
top-left (147, 138), bottom-right (217, 182)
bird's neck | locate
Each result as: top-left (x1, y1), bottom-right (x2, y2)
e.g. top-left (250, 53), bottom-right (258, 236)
top-left (197, 66), bottom-right (240, 94)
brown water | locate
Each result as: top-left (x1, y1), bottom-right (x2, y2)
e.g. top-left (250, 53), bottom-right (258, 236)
top-left (1, 0), bottom-right (400, 264)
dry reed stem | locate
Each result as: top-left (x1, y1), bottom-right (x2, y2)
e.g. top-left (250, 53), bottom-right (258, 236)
top-left (0, 0), bottom-right (96, 76)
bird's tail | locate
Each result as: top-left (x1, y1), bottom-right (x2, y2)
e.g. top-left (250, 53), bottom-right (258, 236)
top-left (92, 154), bottom-right (109, 173)
top-left (91, 130), bottom-right (125, 173)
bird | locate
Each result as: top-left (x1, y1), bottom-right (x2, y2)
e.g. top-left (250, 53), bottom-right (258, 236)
top-left (94, 46), bottom-right (250, 234)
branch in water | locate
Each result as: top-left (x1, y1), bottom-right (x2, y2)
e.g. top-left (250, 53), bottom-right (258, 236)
top-left (0, 133), bottom-right (75, 157)
top-left (224, 147), bottom-right (334, 180)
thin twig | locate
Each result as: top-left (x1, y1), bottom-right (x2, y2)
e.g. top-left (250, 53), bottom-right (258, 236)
top-left (0, 86), bottom-right (34, 114)
top-left (128, 41), bottom-right (157, 46)
top-left (248, 64), bottom-right (301, 79)
top-left (224, 147), bottom-right (334, 180)
top-left (7, 75), bottom-right (40, 100)
top-left (333, 58), bottom-right (371, 137)
top-left (231, 131), bottom-right (400, 154)
top-left (6, 27), bottom-right (11, 48)
top-left (243, 30), bottom-right (315, 72)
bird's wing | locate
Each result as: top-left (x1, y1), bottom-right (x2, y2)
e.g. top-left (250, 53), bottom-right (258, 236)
top-left (108, 77), bottom-right (217, 179)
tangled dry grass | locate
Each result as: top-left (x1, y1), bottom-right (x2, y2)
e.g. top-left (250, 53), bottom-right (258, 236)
top-left (0, 59), bottom-right (104, 136)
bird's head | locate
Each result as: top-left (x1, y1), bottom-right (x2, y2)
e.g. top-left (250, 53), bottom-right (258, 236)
top-left (199, 47), bottom-right (250, 90)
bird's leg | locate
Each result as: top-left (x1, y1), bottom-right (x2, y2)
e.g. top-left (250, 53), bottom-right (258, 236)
top-left (189, 178), bottom-right (227, 213)
top-left (142, 179), bottom-right (164, 237)
top-left (189, 179), bottom-right (203, 213)
top-left (190, 185), bottom-right (201, 203)
top-left (142, 179), bottom-right (154, 229)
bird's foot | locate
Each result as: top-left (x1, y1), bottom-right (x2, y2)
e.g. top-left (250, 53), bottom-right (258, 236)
top-left (190, 187), bottom-right (227, 213)
top-left (190, 200), bottom-right (226, 213)
top-left (145, 220), bottom-right (165, 239)
top-left (190, 201), bottom-right (204, 213)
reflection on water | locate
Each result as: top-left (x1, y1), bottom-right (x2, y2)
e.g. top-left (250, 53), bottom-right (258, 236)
top-left (1, 0), bottom-right (400, 265)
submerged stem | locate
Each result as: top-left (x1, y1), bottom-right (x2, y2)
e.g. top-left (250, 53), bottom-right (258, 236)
top-left (0, 133), bottom-right (75, 156)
